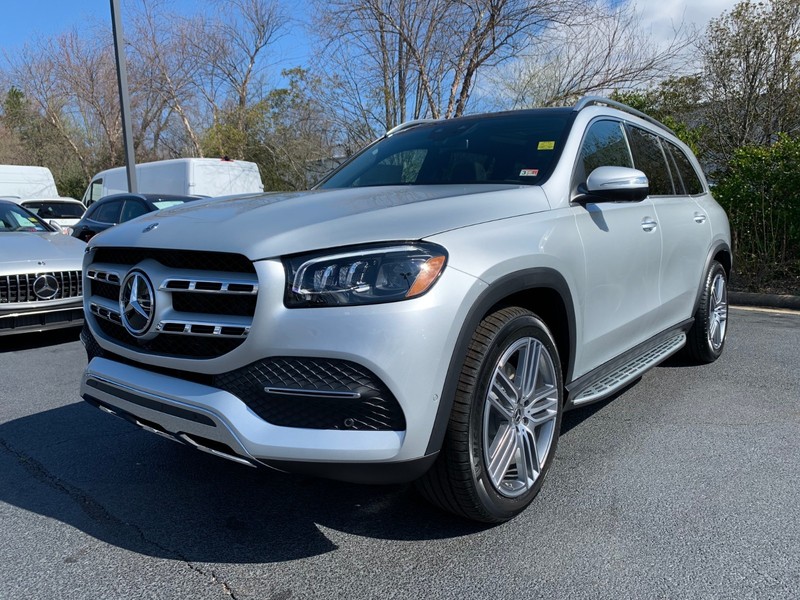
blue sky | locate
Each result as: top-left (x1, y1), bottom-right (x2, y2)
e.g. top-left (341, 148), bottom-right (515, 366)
top-left (1, 0), bottom-right (312, 73)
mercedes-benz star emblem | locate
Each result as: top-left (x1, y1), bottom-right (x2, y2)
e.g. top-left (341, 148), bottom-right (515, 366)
top-left (33, 274), bottom-right (59, 300)
top-left (119, 270), bottom-right (155, 337)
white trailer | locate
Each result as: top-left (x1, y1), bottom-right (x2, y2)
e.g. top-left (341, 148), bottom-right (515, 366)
top-left (82, 158), bottom-right (264, 205)
top-left (0, 165), bottom-right (59, 199)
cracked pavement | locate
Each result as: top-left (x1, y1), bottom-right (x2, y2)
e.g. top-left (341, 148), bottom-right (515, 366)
top-left (1, 308), bottom-right (799, 599)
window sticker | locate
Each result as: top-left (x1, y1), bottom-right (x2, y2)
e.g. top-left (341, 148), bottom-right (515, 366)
top-left (519, 168), bottom-right (539, 177)
top-left (537, 141), bottom-right (555, 150)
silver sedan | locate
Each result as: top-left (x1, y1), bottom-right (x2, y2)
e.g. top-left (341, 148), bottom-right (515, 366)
top-left (0, 199), bottom-right (85, 335)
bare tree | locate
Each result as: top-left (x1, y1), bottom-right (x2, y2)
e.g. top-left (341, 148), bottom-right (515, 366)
top-left (187, 0), bottom-right (288, 128)
top-left (129, 0), bottom-right (206, 156)
top-left (699, 0), bottom-right (800, 164)
top-left (493, 1), bottom-right (693, 109)
top-left (314, 0), bottom-right (581, 141)
top-left (3, 29), bottom-right (121, 178)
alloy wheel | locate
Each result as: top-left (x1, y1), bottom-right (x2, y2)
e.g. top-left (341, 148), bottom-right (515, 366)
top-left (483, 337), bottom-right (559, 498)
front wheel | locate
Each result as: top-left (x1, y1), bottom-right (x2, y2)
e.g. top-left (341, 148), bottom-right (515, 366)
top-left (685, 260), bottom-right (728, 364)
top-left (416, 307), bottom-right (563, 523)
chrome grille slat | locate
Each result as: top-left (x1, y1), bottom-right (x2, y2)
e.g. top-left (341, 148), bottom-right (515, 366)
top-left (161, 278), bottom-right (258, 295)
top-left (156, 319), bottom-right (251, 339)
top-left (87, 269), bottom-right (123, 284)
top-left (0, 270), bottom-right (82, 304)
top-left (90, 302), bottom-right (123, 325)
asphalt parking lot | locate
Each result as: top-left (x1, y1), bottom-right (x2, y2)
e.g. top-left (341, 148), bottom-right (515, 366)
top-left (1, 306), bottom-right (798, 599)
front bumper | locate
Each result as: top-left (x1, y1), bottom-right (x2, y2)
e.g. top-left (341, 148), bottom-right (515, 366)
top-left (0, 301), bottom-right (84, 336)
top-left (80, 261), bottom-right (485, 481)
top-left (81, 358), bottom-right (439, 483)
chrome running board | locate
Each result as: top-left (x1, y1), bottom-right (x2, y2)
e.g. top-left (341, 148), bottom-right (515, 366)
top-left (570, 332), bottom-right (686, 406)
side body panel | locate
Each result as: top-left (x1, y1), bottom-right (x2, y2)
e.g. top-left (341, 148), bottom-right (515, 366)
top-left (651, 195), bottom-right (712, 330)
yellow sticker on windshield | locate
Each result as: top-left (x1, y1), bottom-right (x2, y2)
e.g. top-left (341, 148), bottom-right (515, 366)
top-left (538, 141), bottom-right (555, 150)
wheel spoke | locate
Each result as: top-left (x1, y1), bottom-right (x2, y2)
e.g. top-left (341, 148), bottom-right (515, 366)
top-left (489, 367), bottom-right (518, 419)
top-left (709, 315), bottom-right (719, 344)
top-left (714, 275), bottom-right (726, 304)
top-left (487, 423), bottom-right (518, 484)
top-left (516, 425), bottom-right (539, 482)
top-left (518, 340), bottom-right (541, 400)
top-left (526, 392), bottom-right (558, 426)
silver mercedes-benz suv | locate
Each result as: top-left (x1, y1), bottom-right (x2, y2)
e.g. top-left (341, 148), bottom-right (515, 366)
top-left (79, 97), bottom-right (731, 523)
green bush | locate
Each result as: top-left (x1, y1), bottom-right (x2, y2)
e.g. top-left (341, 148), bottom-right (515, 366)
top-left (713, 135), bottom-right (800, 293)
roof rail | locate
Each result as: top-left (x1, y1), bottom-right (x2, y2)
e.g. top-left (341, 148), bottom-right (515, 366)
top-left (385, 118), bottom-right (440, 137)
top-left (574, 96), bottom-right (677, 137)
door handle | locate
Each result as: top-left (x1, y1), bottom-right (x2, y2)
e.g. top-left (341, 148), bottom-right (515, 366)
top-left (641, 217), bottom-right (658, 232)
top-left (694, 212), bottom-right (707, 224)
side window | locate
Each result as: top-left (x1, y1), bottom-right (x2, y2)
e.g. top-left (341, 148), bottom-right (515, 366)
top-left (665, 141), bottom-right (704, 195)
top-left (90, 179), bottom-right (104, 202)
top-left (626, 125), bottom-right (674, 195)
top-left (92, 200), bottom-right (122, 224)
top-left (120, 200), bottom-right (149, 222)
top-left (577, 120), bottom-right (633, 186)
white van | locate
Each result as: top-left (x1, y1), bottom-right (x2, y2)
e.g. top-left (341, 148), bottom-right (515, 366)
top-left (82, 158), bottom-right (264, 206)
top-left (0, 165), bottom-right (59, 199)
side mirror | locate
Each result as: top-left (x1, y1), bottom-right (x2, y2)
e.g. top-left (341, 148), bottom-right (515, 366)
top-left (578, 166), bottom-right (649, 203)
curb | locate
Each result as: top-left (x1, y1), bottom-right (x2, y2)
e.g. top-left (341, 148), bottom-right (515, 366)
top-left (730, 291), bottom-right (800, 311)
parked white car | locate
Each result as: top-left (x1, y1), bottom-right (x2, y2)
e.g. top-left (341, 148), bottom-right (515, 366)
top-left (7, 197), bottom-right (86, 234)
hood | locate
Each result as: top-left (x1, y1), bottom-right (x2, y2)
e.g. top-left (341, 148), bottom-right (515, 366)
top-left (0, 232), bottom-right (86, 271)
top-left (91, 184), bottom-right (549, 259)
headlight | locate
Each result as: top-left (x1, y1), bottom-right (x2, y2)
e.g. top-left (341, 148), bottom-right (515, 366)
top-left (284, 243), bottom-right (447, 307)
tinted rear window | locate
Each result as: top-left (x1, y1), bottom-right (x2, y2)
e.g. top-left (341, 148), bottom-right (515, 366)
top-left (23, 201), bottom-right (85, 218)
top-left (665, 141), bottom-right (705, 195)
top-left (320, 112), bottom-right (574, 188)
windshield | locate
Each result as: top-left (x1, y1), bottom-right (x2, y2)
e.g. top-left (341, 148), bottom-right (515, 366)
top-left (23, 201), bottom-right (85, 219)
top-left (0, 203), bottom-right (54, 232)
top-left (319, 111), bottom-right (574, 189)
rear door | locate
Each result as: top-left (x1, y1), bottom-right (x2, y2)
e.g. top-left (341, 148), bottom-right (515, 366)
top-left (626, 126), bottom-right (711, 332)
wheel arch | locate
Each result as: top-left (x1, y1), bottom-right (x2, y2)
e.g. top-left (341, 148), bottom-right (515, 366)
top-left (424, 268), bottom-right (576, 455)
top-left (693, 241), bottom-right (732, 314)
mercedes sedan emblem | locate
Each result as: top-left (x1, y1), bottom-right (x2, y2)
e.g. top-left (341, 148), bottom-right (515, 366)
top-left (33, 274), bottom-right (60, 300)
top-left (119, 270), bottom-right (155, 337)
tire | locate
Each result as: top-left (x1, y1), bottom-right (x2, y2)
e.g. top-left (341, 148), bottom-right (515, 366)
top-left (685, 260), bottom-right (728, 364)
top-left (416, 307), bottom-right (563, 523)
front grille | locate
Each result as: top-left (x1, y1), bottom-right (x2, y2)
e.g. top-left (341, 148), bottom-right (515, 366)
top-left (82, 324), bottom-right (215, 384)
top-left (215, 357), bottom-right (407, 431)
top-left (171, 292), bottom-right (257, 316)
top-left (0, 271), bottom-right (82, 304)
top-left (91, 279), bottom-right (120, 302)
top-left (96, 318), bottom-right (245, 358)
top-left (87, 248), bottom-right (257, 359)
top-left (93, 248), bottom-right (255, 273)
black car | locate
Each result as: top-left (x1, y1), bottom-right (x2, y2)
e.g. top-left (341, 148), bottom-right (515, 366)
top-left (71, 193), bottom-right (200, 241)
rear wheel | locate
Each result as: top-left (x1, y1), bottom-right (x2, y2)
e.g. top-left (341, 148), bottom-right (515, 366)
top-left (685, 260), bottom-right (728, 364)
top-left (416, 307), bottom-right (563, 523)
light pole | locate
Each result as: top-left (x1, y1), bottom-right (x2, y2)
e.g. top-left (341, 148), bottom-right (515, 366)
top-left (110, 0), bottom-right (137, 193)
